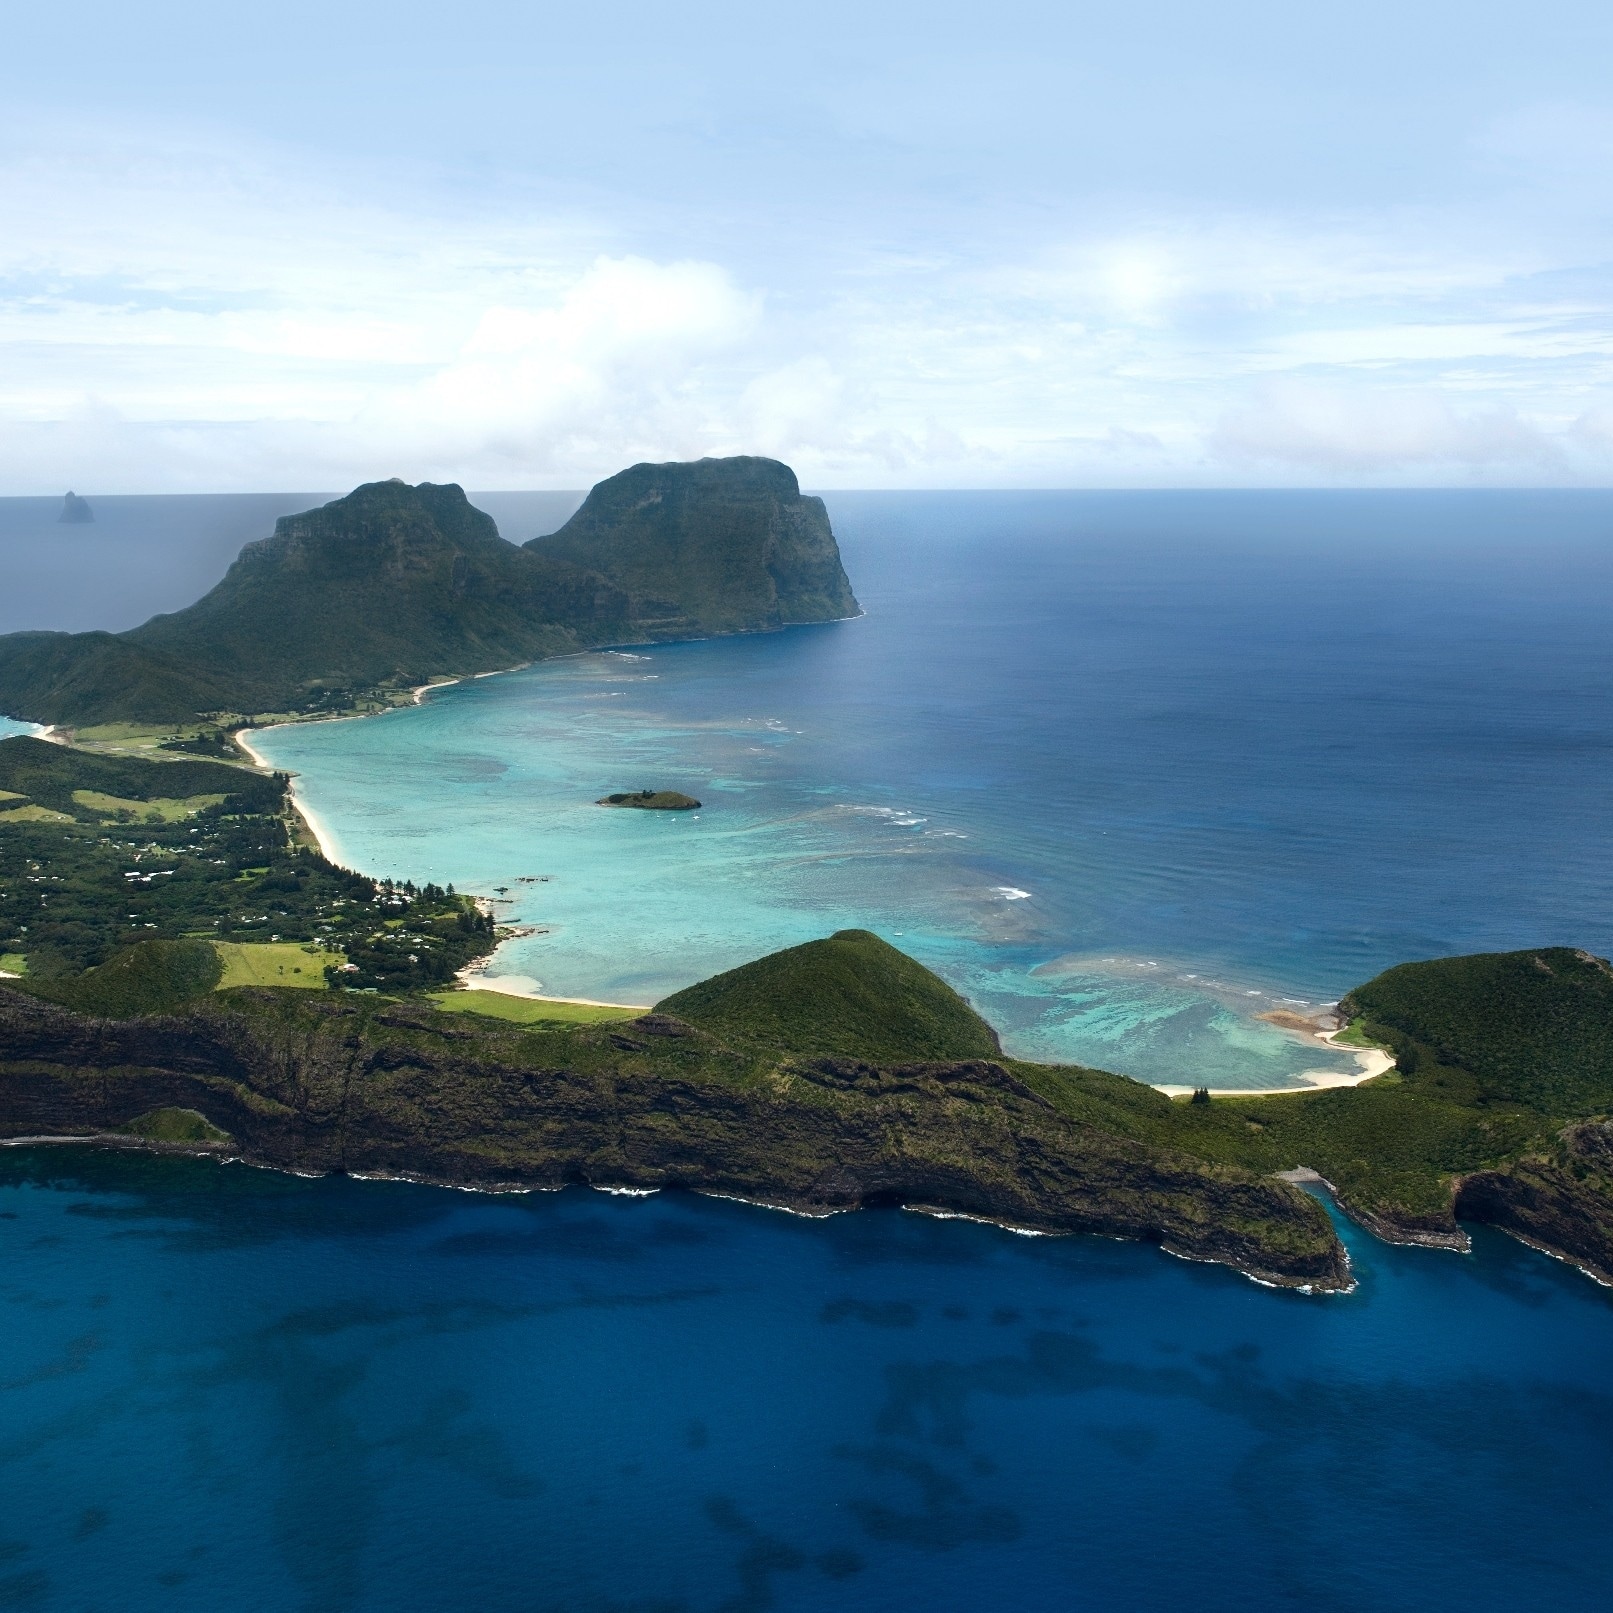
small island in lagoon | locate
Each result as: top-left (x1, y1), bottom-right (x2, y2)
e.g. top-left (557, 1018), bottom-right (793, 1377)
top-left (598, 789), bottom-right (702, 810)
top-left (2, 454), bottom-right (1611, 1295)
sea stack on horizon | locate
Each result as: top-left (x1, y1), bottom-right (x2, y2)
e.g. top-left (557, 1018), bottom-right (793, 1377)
top-left (58, 491), bottom-right (93, 524)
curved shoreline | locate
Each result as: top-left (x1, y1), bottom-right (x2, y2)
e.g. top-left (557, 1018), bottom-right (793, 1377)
top-left (233, 726), bottom-right (345, 865)
top-left (1152, 1031), bottom-right (1394, 1098)
top-left (231, 647), bottom-right (1383, 1093)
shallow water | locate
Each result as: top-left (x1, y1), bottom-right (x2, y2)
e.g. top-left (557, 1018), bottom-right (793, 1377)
top-left (3, 1147), bottom-right (1611, 1613)
top-left (7, 491), bottom-right (1613, 1609)
top-left (252, 489), bottom-right (1613, 1088)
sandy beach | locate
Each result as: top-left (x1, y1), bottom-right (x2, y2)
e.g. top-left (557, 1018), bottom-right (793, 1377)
top-left (1153, 1027), bottom-right (1394, 1099)
top-left (453, 960), bottom-right (650, 1011)
top-left (234, 726), bottom-right (344, 864)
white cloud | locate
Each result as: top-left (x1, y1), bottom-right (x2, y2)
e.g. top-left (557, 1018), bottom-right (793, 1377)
top-left (1210, 381), bottom-right (1565, 476)
top-left (357, 256), bottom-right (761, 470)
top-left (5, 113), bottom-right (1613, 489)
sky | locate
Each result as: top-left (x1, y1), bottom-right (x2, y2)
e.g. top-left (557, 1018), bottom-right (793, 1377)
top-left (5, 0), bottom-right (1613, 491)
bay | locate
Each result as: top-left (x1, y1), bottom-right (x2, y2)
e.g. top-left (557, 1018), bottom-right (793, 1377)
top-left (252, 489), bottom-right (1613, 1088)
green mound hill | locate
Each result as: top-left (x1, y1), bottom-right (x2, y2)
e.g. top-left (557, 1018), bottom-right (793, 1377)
top-left (533, 456), bottom-right (859, 637)
top-left (1342, 946), bottom-right (1613, 1113)
top-left (34, 938), bottom-right (223, 1018)
top-left (656, 928), bottom-right (1001, 1064)
top-left (0, 459), bottom-right (857, 727)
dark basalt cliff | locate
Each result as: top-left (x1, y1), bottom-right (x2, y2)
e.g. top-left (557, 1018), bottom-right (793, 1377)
top-left (0, 459), bottom-right (859, 726)
top-left (1308, 946), bottom-right (1613, 1283)
top-left (531, 457), bottom-right (859, 637)
top-left (0, 983), bottom-right (1348, 1292)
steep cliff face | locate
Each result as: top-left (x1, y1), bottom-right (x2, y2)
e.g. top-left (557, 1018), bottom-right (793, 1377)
top-left (531, 457), bottom-right (860, 637)
top-left (0, 460), bottom-right (861, 726)
top-left (0, 481), bottom-right (627, 723)
top-left (1454, 1121), bottom-right (1613, 1285)
top-left (0, 986), bottom-right (1348, 1292)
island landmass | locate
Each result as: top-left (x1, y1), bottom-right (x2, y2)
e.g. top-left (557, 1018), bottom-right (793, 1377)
top-left (0, 457), bottom-right (859, 729)
top-left (3, 730), bottom-right (1612, 1291)
top-left (2, 459), bottom-right (1610, 1294)
top-left (598, 790), bottom-right (702, 810)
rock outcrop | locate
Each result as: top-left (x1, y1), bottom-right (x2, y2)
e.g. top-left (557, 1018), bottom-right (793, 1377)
top-left (0, 984), bottom-right (1349, 1292)
top-left (0, 460), bottom-right (860, 726)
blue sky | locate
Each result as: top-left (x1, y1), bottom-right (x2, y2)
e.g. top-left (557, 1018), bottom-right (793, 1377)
top-left (4, 0), bottom-right (1613, 490)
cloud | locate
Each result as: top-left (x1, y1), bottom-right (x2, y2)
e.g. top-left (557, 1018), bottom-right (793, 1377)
top-left (1209, 381), bottom-right (1565, 476)
top-left (4, 108), bottom-right (1613, 490)
top-left (356, 256), bottom-right (762, 472)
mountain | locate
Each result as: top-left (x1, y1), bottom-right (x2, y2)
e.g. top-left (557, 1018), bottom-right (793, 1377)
top-left (657, 928), bottom-right (1000, 1064)
top-left (531, 456), bottom-right (859, 637)
top-left (58, 491), bottom-right (93, 524)
top-left (0, 459), bottom-right (858, 726)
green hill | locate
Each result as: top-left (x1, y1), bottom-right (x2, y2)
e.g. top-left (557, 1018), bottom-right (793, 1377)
top-left (533, 456), bottom-right (859, 637)
top-left (1341, 946), bottom-right (1613, 1113)
top-left (656, 928), bottom-right (1001, 1064)
top-left (0, 459), bottom-right (858, 727)
top-left (33, 938), bottom-right (223, 1018)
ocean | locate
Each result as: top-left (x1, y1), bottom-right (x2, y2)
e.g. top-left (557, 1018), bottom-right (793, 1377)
top-left (3, 1147), bottom-right (1611, 1613)
top-left (5, 488), bottom-right (1613, 1609)
top-left (250, 489), bottom-right (1613, 1089)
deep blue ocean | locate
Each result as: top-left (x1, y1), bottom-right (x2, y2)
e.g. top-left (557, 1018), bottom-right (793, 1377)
top-left (5, 489), bottom-right (1613, 1609)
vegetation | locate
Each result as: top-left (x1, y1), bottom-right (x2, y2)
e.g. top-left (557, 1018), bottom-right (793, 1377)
top-left (0, 735), bottom-right (280, 817)
top-left (214, 941), bottom-right (345, 990)
top-left (0, 735), bottom-right (494, 990)
top-left (598, 789), bottom-right (701, 810)
top-left (428, 989), bottom-right (638, 1025)
top-left (0, 460), bottom-right (858, 727)
top-left (3, 727), bottom-right (1609, 1285)
top-left (986, 946), bottom-right (1613, 1265)
top-left (536, 456), bottom-right (859, 636)
top-left (0, 947), bottom-right (1348, 1290)
top-left (123, 1107), bottom-right (231, 1143)
top-left (1342, 947), bottom-right (1613, 1113)
top-left (658, 929), bottom-right (1003, 1065)
top-left (30, 937), bottom-right (223, 1018)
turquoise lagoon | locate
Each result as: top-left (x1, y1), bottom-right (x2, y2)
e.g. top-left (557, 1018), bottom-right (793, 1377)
top-left (252, 490), bottom-right (1613, 1090)
top-left (8, 491), bottom-right (1613, 1612)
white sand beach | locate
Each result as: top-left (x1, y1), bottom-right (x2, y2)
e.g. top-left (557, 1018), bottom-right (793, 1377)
top-left (234, 727), bottom-right (344, 864)
top-left (1152, 1026), bottom-right (1394, 1098)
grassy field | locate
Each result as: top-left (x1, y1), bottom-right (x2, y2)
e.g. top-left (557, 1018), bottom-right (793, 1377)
top-left (0, 803), bottom-right (73, 823)
top-left (72, 789), bottom-right (228, 822)
top-left (214, 941), bottom-right (343, 989)
top-left (0, 953), bottom-right (26, 975)
top-left (430, 988), bottom-right (640, 1025)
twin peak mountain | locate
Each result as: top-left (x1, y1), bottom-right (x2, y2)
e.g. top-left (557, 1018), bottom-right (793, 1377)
top-left (0, 456), bottom-right (860, 726)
